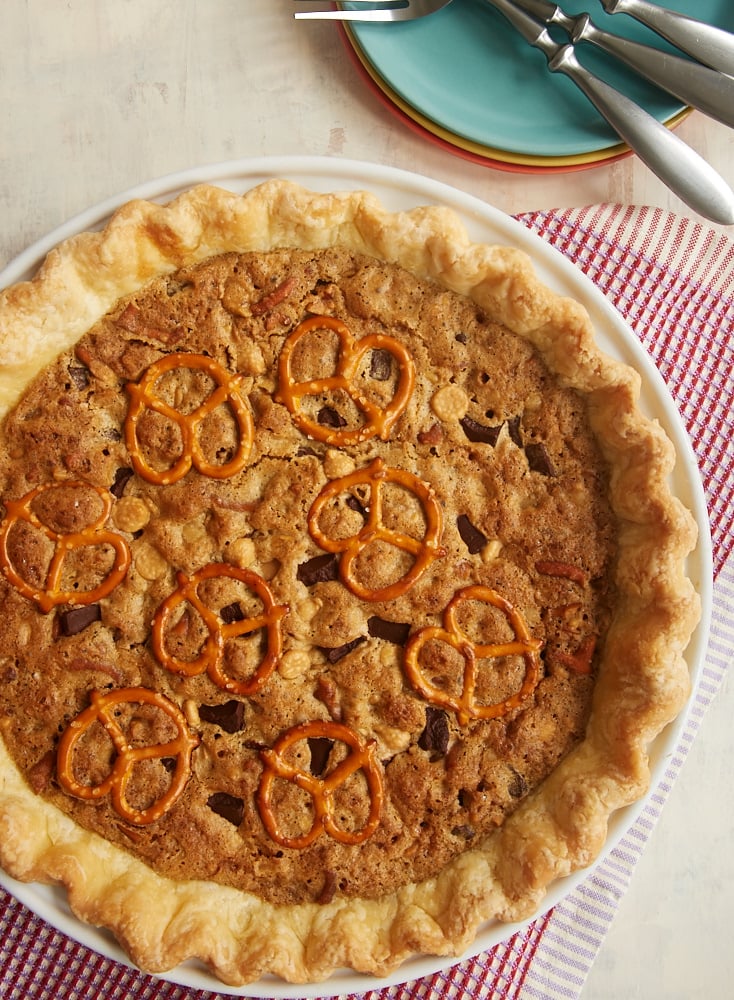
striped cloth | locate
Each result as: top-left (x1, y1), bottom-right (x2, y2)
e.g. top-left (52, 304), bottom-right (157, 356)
top-left (1, 205), bottom-right (732, 1000)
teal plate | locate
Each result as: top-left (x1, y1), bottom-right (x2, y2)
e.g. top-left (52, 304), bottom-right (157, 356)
top-left (345, 0), bottom-right (734, 157)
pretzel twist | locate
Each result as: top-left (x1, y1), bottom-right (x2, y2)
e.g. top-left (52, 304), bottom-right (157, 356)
top-left (404, 585), bottom-right (543, 725)
top-left (125, 353), bottom-right (253, 485)
top-left (276, 315), bottom-right (415, 445)
top-left (56, 686), bottom-right (199, 825)
top-left (307, 457), bottom-right (444, 602)
top-left (257, 720), bottom-right (383, 849)
top-left (0, 481), bottom-right (131, 613)
top-left (152, 562), bottom-right (288, 695)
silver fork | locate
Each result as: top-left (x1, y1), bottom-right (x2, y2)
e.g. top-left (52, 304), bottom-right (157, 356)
top-left (294, 0), bottom-right (734, 225)
top-left (297, 0), bottom-right (734, 76)
top-left (294, 1), bottom-right (451, 21)
top-left (487, 0), bottom-right (734, 224)
top-left (517, 0), bottom-right (734, 130)
top-left (598, 0), bottom-right (734, 77)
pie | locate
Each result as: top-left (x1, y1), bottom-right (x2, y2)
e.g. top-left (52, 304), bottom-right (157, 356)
top-left (0, 180), bottom-right (701, 986)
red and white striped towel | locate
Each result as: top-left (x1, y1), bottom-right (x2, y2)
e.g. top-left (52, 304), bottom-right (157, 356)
top-left (1, 205), bottom-right (732, 1000)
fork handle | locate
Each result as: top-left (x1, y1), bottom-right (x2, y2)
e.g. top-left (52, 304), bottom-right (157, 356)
top-left (486, 0), bottom-right (734, 224)
top-left (514, 0), bottom-right (734, 130)
top-left (552, 45), bottom-right (734, 224)
top-left (576, 25), bottom-right (734, 129)
top-left (294, 10), bottom-right (402, 19)
top-left (600, 0), bottom-right (734, 76)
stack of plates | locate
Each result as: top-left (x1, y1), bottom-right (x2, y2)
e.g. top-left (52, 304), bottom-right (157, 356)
top-left (339, 0), bottom-right (731, 172)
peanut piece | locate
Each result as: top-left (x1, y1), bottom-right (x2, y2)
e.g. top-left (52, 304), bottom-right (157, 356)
top-left (279, 649), bottom-right (312, 679)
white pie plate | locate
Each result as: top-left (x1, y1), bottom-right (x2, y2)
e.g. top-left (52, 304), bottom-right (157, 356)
top-left (0, 157), bottom-right (713, 998)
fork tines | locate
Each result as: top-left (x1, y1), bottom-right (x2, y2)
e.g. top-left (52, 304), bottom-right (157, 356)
top-left (294, 1), bottom-right (410, 19)
top-left (295, 2), bottom-right (408, 5)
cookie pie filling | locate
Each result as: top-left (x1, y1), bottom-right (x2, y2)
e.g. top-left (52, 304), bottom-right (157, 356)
top-left (0, 244), bottom-right (617, 907)
top-left (0, 182), bottom-right (699, 984)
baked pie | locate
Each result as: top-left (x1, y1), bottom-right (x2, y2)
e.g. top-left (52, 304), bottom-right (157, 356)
top-left (0, 181), bottom-right (700, 985)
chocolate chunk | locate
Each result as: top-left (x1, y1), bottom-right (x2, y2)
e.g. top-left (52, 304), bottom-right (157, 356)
top-left (345, 494), bottom-right (367, 519)
top-left (317, 406), bottom-right (347, 429)
top-left (418, 706), bottom-right (449, 756)
top-left (220, 602), bottom-right (245, 625)
top-left (58, 604), bottom-right (101, 637)
top-left (199, 700), bottom-right (245, 734)
top-left (320, 636), bottom-right (366, 663)
top-left (507, 767), bottom-right (528, 799)
top-left (451, 824), bottom-right (476, 840)
top-left (297, 553), bottom-right (339, 586)
top-left (454, 332), bottom-right (468, 345)
top-left (460, 415), bottom-right (503, 446)
top-left (457, 514), bottom-right (487, 555)
top-left (207, 792), bottom-right (245, 827)
top-left (308, 737), bottom-right (332, 776)
top-left (367, 616), bottom-right (411, 645)
top-left (110, 467), bottom-right (134, 498)
top-left (525, 442), bottom-right (557, 476)
top-left (67, 365), bottom-right (90, 391)
top-left (244, 738), bottom-right (269, 752)
top-left (507, 415), bottom-right (523, 448)
top-left (369, 349), bottom-right (392, 381)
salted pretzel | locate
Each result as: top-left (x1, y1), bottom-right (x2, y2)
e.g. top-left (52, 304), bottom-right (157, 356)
top-left (124, 352), bottom-right (253, 485)
top-left (56, 686), bottom-right (200, 826)
top-left (404, 585), bottom-right (543, 725)
top-left (151, 562), bottom-right (288, 696)
top-left (276, 315), bottom-right (415, 445)
top-left (0, 481), bottom-right (131, 613)
top-left (257, 720), bottom-right (384, 849)
top-left (307, 457), bottom-right (444, 602)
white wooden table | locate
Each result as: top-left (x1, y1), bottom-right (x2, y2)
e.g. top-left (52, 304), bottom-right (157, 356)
top-left (1, 3), bottom-right (732, 998)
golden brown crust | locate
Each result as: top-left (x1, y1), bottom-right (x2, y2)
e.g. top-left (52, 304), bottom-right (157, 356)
top-left (0, 181), bottom-right (700, 985)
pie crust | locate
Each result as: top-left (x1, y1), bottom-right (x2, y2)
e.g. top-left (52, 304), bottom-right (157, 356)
top-left (0, 180), bottom-right (700, 986)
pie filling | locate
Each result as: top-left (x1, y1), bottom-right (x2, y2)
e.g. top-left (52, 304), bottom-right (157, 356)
top-left (0, 246), bottom-right (617, 908)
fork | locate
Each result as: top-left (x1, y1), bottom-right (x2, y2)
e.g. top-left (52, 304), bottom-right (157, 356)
top-left (294, 0), bottom-right (734, 224)
top-left (296, 0), bottom-right (734, 78)
top-left (294, 1), bottom-right (450, 21)
top-left (598, 0), bottom-right (734, 77)
top-left (297, 0), bottom-right (734, 130)
top-left (517, 0), bottom-right (734, 130)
